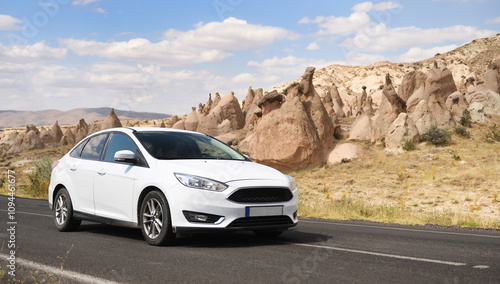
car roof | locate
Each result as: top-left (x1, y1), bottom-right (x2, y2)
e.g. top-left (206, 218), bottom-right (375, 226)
top-left (97, 127), bottom-right (206, 136)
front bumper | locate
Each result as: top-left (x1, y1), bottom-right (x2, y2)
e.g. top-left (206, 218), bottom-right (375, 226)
top-left (167, 180), bottom-right (299, 233)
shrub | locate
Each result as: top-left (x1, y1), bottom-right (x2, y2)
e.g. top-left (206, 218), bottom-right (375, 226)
top-left (486, 124), bottom-right (500, 142)
top-left (402, 140), bottom-right (416, 151)
top-left (459, 110), bottom-right (472, 128)
top-left (425, 126), bottom-right (451, 146)
top-left (454, 126), bottom-right (470, 138)
top-left (27, 156), bottom-right (53, 198)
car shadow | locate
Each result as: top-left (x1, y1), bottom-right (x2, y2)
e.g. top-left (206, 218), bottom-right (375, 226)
top-left (77, 222), bottom-right (145, 241)
top-left (76, 222), bottom-right (332, 248)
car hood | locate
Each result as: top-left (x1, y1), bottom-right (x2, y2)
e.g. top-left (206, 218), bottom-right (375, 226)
top-left (154, 159), bottom-right (287, 183)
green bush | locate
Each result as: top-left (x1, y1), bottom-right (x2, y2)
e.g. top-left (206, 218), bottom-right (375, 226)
top-left (486, 124), bottom-right (500, 142)
top-left (454, 126), bottom-right (470, 138)
top-left (402, 140), bottom-right (416, 151)
top-left (425, 126), bottom-right (451, 146)
top-left (459, 110), bottom-right (472, 128)
top-left (27, 156), bottom-right (53, 198)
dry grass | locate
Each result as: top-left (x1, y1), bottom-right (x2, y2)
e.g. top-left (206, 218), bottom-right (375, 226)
top-left (0, 145), bottom-right (72, 198)
top-left (291, 116), bottom-right (500, 229)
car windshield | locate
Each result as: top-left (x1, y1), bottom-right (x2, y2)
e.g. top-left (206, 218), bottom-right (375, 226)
top-left (134, 131), bottom-right (247, 161)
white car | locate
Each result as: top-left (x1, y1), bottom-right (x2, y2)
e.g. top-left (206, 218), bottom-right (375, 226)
top-left (48, 127), bottom-right (298, 245)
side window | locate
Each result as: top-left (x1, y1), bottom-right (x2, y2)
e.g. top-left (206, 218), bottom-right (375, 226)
top-left (104, 133), bottom-right (137, 162)
top-left (80, 134), bottom-right (108, 160)
top-left (70, 139), bottom-right (87, 158)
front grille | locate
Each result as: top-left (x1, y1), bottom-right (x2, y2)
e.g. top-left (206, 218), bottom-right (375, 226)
top-left (227, 187), bottom-right (293, 203)
top-left (227, 216), bottom-right (293, 228)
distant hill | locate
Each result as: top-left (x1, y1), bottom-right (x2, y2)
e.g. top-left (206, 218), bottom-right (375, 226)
top-left (0, 107), bottom-right (170, 128)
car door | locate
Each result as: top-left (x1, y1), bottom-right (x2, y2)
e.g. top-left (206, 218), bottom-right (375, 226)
top-left (93, 132), bottom-right (141, 222)
top-left (67, 133), bottom-right (109, 215)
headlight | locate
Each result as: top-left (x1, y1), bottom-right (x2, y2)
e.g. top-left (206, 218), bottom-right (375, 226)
top-left (174, 173), bottom-right (228, 192)
top-left (286, 175), bottom-right (296, 190)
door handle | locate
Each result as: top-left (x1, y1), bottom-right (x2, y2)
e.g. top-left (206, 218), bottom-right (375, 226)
top-left (97, 169), bottom-right (106, 176)
top-left (70, 165), bottom-right (77, 171)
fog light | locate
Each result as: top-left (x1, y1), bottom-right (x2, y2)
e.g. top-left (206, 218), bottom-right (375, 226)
top-left (293, 210), bottom-right (298, 220)
top-left (195, 214), bottom-right (208, 222)
top-left (183, 211), bottom-right (224, 224)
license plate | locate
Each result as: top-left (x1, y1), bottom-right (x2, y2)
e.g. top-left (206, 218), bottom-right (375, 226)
top-left (246, 206), bottom-right (283, 217)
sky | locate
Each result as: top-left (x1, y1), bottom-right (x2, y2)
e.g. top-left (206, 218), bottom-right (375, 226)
top-left (0, 0), bottom-right (499, 115)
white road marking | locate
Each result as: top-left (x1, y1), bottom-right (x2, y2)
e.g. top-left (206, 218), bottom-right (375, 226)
top-left (300, 219), bottom-right (500, 239)
top-left (473, 265), bottom-right (490, 269)
top-left (0, 255), bottom-right (120, 284)
top-left (0, 209), bottom-right (52, 218)
top-left (291, 243), bottom-right (467, 267)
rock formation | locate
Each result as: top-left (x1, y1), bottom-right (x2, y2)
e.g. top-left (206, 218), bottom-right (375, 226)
top-left (467, 85), bottom-right (500, 116)
top-left (446, 91), bottom-right (469, 123)
top-left (257, 90), bottom-right (283, 115)
top-left (399, 70), bottom-right (426, 102)
top-left (349, 96), bottom-right (375, 140)
top-left (372, 74), bottom-right (405, 141)
top-left (184, 108), bottom-right (199, 131)
top-left (75, 118), bottom-right (89, 143)
top-left (60, 127), bottom-right (76, 146)
top-left (385, 113), bottom-right (419, 149)
top-left (243, 88), bottom-right (264, 128)
top-left (7, 126), bottom-right (44, 154)
top-left (406, 62), bottom-right (457, 128)
top-left (409, 100), bottom-right (437, 136)
top-left (100, 108), bottom-right (123, 130)
top-left (329, 83), bottom-right (345, 118)
top-left (483, 56), bottom-right (500, 94)
top-left (239, 67), bottom-right (334, 172)
top-left (167, 115), bottom-right (180, 128)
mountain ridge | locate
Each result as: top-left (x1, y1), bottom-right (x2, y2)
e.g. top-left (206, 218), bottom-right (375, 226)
top-left (0, 107), bottom-right (170, 129)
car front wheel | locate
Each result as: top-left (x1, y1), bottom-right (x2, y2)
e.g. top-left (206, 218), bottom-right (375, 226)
top-left (54, 188), bottom-right (81, 231)
top-left (140, 191), bottom-right (175, 246)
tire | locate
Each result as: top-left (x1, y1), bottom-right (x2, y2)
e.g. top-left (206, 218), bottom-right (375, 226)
top-left (253, 230), bottom-right (284, 238)
top-left (140, 191), bottom-right (175, 246)
top-left (53, 188), bottom-right (81, 232)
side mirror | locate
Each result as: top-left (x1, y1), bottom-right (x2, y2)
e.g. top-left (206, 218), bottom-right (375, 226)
top-left (114, 150), bottom-right (136, 163)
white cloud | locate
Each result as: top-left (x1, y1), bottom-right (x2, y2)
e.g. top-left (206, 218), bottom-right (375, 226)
top-left (299, 2), bottom-right (401, 36)
top-left (487, 17), bottom-right (500, 24)
top-left (299, 12), bottom-right (371, 36)
top-left (60, 17), bottom-right (295, 66)
top-left (232, 73), bottom-right (256, 84)
top-left (395, 44), bottom-right (459, 62)
top-left (163, 17), bottom-right (297, 50)
top-left (301, 2), bottom-right (496, 54)
top-left (372, 2), bottom-right (403, 11)
top-left (306, 42), bottom-right (320, 50)
top-left (60, 38), bottom-right (231, 66)
top-left (248, 55), bottom-right (340, 85)
top-left (115, 32), bottom-right (133, 37)
top-left (85, 62), bottom-right (137, 73)
top-left (0, 41), bottom-right (67, 63)
top-left (343, 24), bottom-right (495, 52)
top-left (72, 0), bottom-right (101, 5)
top-left (94, 7), bottom-right (108, 14)
top-left (0, 14), bottom-right (22, 31)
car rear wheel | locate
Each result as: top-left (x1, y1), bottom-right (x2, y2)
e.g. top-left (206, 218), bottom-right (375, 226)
top-left (140, 191), bottom-right (175, 246)
top-left (54, 188), bottom-right (81, 231)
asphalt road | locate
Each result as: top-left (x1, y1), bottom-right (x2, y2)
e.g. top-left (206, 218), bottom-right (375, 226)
top-left (1, 196), bottom-right (499, 283)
